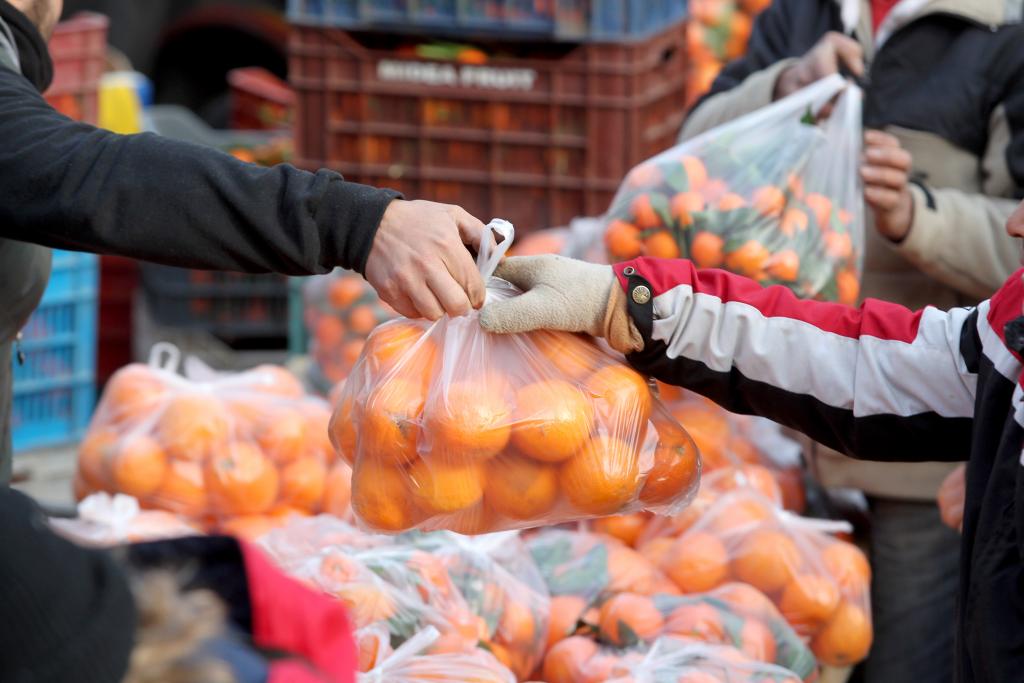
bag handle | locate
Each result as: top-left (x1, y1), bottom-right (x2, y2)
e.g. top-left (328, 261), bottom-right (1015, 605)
top-left (147, 342), bottom-right (181, 373)
top-left (476, 219), bottom-right (515, 281)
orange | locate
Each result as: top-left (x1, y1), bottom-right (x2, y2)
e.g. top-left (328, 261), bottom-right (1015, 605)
top-left (149, 460), bottom-right (207, 517)
top-left (280, 456), bottom-right (328, 512)
top-left (779, 573), bottom-right (841, 632)
top-left (205, 442), bottom-right (280, 516)
top-left (511, 379), bottom-right (593, 463)
top-left (714, 582), bottom-right (777, 616)
top-left (671, 403), bottom-right (729, 469)
top-left (511, 229), bottom-right (567, 256)
top-left (330, 391), bottom-right (358, 465)
top-left (717, 193), bottom-right (746, 211)
top-left (255, 407), bottom-right (308, 465)
top-left (637, 537), bottom-right (675, 568)
top-left (348, 305), bottom-right (379, 336)
top-left (327, 275), bottom-right (366, 309)
top-left (546, 595), bottom-right (588, 649)
top-left (542, 635), bottom-right (599, 683)
top-left (357, 630), bottom-right (384, 672)
top-left (484, 454), bottom-right (558, 520)
top-left (315, 316), bottom-right (345, 349)
top-left (739, 618), bottom-right (777, 662)
top-left (780, 208), bottom-right (808, 236)
top-left (641, 419), bottom-right (700, 506)
top-left (664, 602), bottom-right (725, 643)
top-left (690, 231), bottom-right (725, 269)
top-left (627, 163), bottom-right (663, 188)
top-left (665, 532), bottom-right (729, 593)
top-left (102, 365), bottom-right (170, 423)
top-left (362, 376), bottom-right (427, 465)
top-left (786, 173), bottom-right (805, 200)
top-left (78, 428), bottom-right (118, 490)
top-left (716, 466), bottom-right (783, 505)
top-left (599, 592), bottom-right (664, 646)
top-left (810, 600), bottom-right (873, 666)
top-left (804, 193), bottom-right (833, 229)
top-left (341, 339), bottom-right (366, 370)
top-left (442, 501), bottom-right (497, 535)
top-left (752, 186), bottom-right (785, 217)
top-left (576, 652), bottom-right (628, 683)
top-left (709, 497), bottom-right (773, 535)
top-left (606, 542), bottom-right (663, 595)
top-left (497, 599), bottom-right (536, 648)
top-left (110, 434), bottom-right (168, 498)
top-left (671, 191), bottom-right (705, 226)
top-left (644, 230), bottom-right (681, 258)
top-left (561, 436), bottom-right (640, 515)
top-left (732, 528), bottom-right (802, 594)
top-left (837, 270), bottom-right (860, 305)
top-left (335, 584), bottom-right (396, 627)
top-left (364, 320), bottom-right (434, 374)
top-left (156, 393), bottom-right (231, 462)
top-left (586, 364), bottom-right (653, 426)
top-left (775, 466), bottom-right (807, 513)
top-left (837, 208), bottom-right (853, 225)
top-left (250, 365), bottom-right (306, 398)
top-left (591, 513), bottom-right (648, 547)
top-left (73, 474), bottom-right (97, 501)
top-left (725, 436), bottom-right (760, 464)
top-left (605, 220), bottom-right (643, 260)
top-left (322, 460), bottom-right (353, 516)
top-left (425, 377), bottom-right (512, 461)
top-left (765, 249), bottom-right (800, 282)
top-left (821, 541), bottom-right (871, 597)
top-left (533, 331), bottom-right (601, 381)
top-left (824, 231), bottom-right (853, 260)
top-left (677, 673), bottom-right (721, 683)
top-left (299, 400), bottom-right (335, 461)
top-left (682, 156), bottom-right (708, 190)
top-left (351, 457), bottom-right (421, 532)
top-left (219, 515), bottom-right (286, 541)
top-left (407, 458), bottom-right (484, 515)
top-left (631, 195), bottom-right (662, 230)
top-left (655, 381), bottom-right (685, 403)
top-left (724, 240), bottom-right (771, 279)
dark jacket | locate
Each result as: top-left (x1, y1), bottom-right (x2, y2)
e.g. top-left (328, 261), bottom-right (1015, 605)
top-left (680, 0), bottom-right (1024, 500)
top-left (614, 256), bottom-right (1024, 683)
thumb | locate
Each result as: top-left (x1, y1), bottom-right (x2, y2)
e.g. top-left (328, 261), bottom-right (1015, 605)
top-left (479, 289), bottom-right (564, 335)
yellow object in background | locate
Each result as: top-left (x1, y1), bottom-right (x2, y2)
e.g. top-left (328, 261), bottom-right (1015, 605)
top-left (99, 72), bottom-right (143, 134)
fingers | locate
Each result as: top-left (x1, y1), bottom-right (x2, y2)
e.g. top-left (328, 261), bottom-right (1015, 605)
top-left (404, 276), bottom-right (446, 321)
top-left (861, 165), bottom-right (908, 190)
top-left (383, 291), bottom-right (419, 319)
top-left (825, 32), bottom-right (865, 76)
top-left (493, 256), bottom-right (546, 291)
top-left (864, 145), bottom-right (911, 171)
top-left (479, 290), bottom-right (558, 335)
top-left (449, 205), bottom-right (486, 250)
top-left (427, 263), bottom-right (473, 318)
top-left (864, 185), bottom-right (905, 211)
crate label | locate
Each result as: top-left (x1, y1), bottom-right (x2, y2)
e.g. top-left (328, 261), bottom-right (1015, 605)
top-left (377, 60), bottom-right (537, 92)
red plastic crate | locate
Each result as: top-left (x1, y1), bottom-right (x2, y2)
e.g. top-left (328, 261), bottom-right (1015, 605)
top-left (97, 256), bottom-right (138, 387)
top-left (228, 67), bottom-right (296, 130)
top-left (289, 25), bottom-right (688, 230)
top-left (44, 12), bottom-right (108, 125)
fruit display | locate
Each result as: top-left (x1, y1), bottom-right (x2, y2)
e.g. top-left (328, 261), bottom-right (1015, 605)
top-left (332, 222), bottom-right (700, 534)
top-left (685, 0), bottom-right (772, 109)
top-left (357, 626), bottom-right (516, 683)
top-left (73, 347), bottom-right (352, 531)
top-left (303, 269), bottom-right (399, 389)
top-left (603, 75), bottom-right (864, 304)
top-left (658, 491), bottom-right (873, 667)
top-left (50, 492), bottom-right (200, 546)
top-left (258, 516), bottom-right (548, 681)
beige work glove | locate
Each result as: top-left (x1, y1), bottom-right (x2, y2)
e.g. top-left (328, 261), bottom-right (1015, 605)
top-left (479, 255), bottom-right (644, 354)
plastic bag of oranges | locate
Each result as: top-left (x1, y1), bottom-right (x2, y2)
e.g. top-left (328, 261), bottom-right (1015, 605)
top-left (74, 344), bottom-right (351, 526)
top-left (359, 626), bottom-right (516, 683)
top-left (332, 220), bottom-right (700, 534)
top-left (303, 269), bottom-right (399, 391)
top-left (659, 491), bottom-right (873, 667)
top-left (603, 74), bottom-right (864, 304)
top-left (51, 492), bottom-right (200, 546)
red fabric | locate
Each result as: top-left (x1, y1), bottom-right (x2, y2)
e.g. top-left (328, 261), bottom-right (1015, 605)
top-left (269, 661), bottom-right (331, 683)
top-left (871, 0), bottom-right (902, 33)
top-left (987, 268), bottom-right (1024, 361)
top-left (239, 542), bottom-right (357, 683)
top-left (615, 257), bottom-right (926, 343)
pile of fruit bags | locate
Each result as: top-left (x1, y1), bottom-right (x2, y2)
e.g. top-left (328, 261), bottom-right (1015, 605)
top-left (685, 0), bottom-right (772, 108)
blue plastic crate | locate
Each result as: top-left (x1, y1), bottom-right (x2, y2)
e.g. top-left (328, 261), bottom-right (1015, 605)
top-left (287, 0), bottom-right (684, 41)
top-left (12, 250), bottom-right (98, 452)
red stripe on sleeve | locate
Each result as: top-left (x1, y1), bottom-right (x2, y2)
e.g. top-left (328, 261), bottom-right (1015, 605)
top-left (240, 542), bottom-right (357, 683)
top-left (616, 257), bottom-right (923, 343)
top-left (987, 268), bottom-right (1024, 360)
top-left (269, 660), bottom-right (331, 683)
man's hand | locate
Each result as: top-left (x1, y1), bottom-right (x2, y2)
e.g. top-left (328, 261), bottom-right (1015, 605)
top-left (937, 463), bottom-right (966, 533)
top-left (365, 200), bottom-right (486, 320)
top-left (774, 32), bottom-right (864, 100)
top-left (862, 130), bottom-right (915, 242)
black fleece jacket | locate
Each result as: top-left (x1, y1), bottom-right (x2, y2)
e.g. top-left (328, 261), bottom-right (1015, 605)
top-left (0, 2), bottom-right (400, 277)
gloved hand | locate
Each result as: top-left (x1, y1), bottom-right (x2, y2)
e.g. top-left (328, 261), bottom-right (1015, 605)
top-left (479, 255), bottom-right (643, 353)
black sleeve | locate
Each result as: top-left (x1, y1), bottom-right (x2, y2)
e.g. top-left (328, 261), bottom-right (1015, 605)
top-left (0, 67), bottom-right (401, 275)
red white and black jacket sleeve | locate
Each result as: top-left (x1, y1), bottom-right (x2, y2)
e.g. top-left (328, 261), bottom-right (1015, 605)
top-left (615, 258), bottom-right (982, 463)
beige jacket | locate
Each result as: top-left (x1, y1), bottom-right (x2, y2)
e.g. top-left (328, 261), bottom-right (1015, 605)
top-left (679, 0), bottom-right (1022, 500)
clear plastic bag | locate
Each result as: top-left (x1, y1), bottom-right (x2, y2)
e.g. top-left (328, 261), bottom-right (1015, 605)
top-left (603, 75), bottom-right (864, 303)
top-left (74, 344), bottom-right (348, 526)
top-left (303, 269), bottom-right (399, 390)
top-left (359, 627), bottom-right (516, 683)
top-left (50, 492), bottom-right (200, 546)
top-left (659, 491), bottom-right (873, 667)
top-left (332, 220), bottom-right (700, 534)
top-left (608, 638), bottom-right (803, 683)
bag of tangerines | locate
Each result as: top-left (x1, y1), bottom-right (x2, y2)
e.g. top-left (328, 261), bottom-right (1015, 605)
top-left (331, 220), bottom-right (701, 535)
top-left (655, 490), bottom-right (873, 667)
top-left (603, 74), bottom-right (864, 304)
top-left (303, 269), bottom-right (399, 391)
top-left (74, 344), bottom-right (352, 530)
top-left (358, 626), bottom-right (516, 683)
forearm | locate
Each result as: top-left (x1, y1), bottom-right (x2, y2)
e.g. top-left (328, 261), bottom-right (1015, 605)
top-left (0, 69), bottom-right (399, 275)
top-left (616, 258), bottom-right (976, 461)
